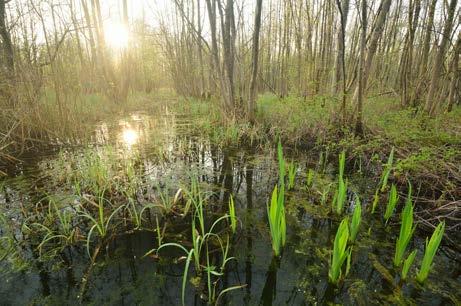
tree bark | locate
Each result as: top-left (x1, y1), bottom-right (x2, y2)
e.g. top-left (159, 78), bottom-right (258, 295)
top-left (356, 0), bottom-right (367, 136)
top-left (0, 0), bottom-right (14, 77)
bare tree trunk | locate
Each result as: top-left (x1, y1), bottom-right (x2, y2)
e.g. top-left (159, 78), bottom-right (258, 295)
top-left (447, 33), bottom-right (460, 112)
top-left (333, 0), bottom-right (350, 95)
top-left (248, 0), bottom-right (263, 122)
top-left (424, 0), bottom-right (458, 115)
top-left (356, 0), bottom-right (367, 135)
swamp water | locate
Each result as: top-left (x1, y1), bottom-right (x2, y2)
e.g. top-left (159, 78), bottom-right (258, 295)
top-left (0, 105), bottom-right (460, 305)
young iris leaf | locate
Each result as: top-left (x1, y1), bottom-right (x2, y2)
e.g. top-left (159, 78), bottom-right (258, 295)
top-left (416, 221), bottom-right (445, 283)
top-left (401, 249), bottom-right (417, 281)
top-left (329, 218), bottom-right (350, 284)
top-left (393, 186), bottom-right (415, 267)
top-left (350, 196), bottom-right (361, 243)
top-left (384, 184), bottom-right (399, 224)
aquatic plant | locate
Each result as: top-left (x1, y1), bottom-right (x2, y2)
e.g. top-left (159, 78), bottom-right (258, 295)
top-left (228, 195), bottom-right (237, 233)
top-left (384, 184), bottom-right (399, 224)
top-left (379, 147), bottom-right (395, 192)
top-left (416, 221), bottom-right (445, 283)
top-left (287, 162), bottom-right (297, 190)
top-left (332, 151), bottom-right (347, 215)
top-left (332, 177), bottom-right (348, 215)
top-left (267, 185), bottom-right (286, 256)
top-left (329, 218), bottom-right (351, 284)
top-left (277, 138), bottom-right (286, 189)
top-left (401, 249), bottom-right (417, 281)
top-left (349, 196), bottom-right (361, 243)
top-left (393, 187), bottom-right (416, 267)
top-left (79, 192), bottom-right (125, 258)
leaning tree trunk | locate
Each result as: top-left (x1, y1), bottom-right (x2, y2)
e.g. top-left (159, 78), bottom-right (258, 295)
top-left (447, 33), bottom-right (460, 112)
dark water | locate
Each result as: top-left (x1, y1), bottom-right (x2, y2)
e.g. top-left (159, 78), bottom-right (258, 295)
top-left (1, 106), bottom-right (460, 305)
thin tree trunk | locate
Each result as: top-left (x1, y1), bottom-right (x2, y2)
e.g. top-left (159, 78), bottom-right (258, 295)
top-left (424, 0), bottom-right (458, 115)
top-left (248, 0), bottom-right (263, 122)
top-left (356, 0), bottom-right (367, 135)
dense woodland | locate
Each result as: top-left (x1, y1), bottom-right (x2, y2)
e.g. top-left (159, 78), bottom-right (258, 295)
top-left (0, 1), bottom-right (460, 304)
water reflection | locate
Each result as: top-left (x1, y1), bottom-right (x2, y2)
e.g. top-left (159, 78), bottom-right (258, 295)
top-left (121, 128), bottom-right (139, 147)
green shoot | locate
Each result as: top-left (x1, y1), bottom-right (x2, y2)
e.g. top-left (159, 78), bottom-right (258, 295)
top-left (349, 196), bottom-right (361, 243)
top-left (332, 177), bottom-right (348, 215)
top-left (329, 218), bottom-right (350, 284)
top-left (267, 185), bottom-right (286, 256)
top-left (401, 249), bottom-right (417, 281)
top-left (416, 221), bottom-right (445, 283)
top-left (287, 162), bottom-right (296, 190)
top-left (393, 187), bottom-right (416, 267)
top-left (229, 195), bottom-right (237, 233)
top-left (380, 147), bottom-right (394, 192)
top-left (384, 184), bottom-right (399, 224)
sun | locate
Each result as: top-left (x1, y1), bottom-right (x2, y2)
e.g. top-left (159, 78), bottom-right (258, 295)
top-left (104, 21), bottom-right (130, 50)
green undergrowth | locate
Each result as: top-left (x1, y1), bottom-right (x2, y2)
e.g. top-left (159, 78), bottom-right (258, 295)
top-left (176, 93), bottom-right (461, 211)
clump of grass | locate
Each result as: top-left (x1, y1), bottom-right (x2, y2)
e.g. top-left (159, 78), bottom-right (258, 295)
top-left (401, 249), bottom-right (417, 281)
top-left (78, 191), bottom-right (125, 258)
top-left (349, 196), bottom-right (361, 243)
top-left (329, 218), bottom-right (352, 284)
top-left (416, 221), bottom-right (445, 283)
top-left (146, 177), bottom-right (240, 305)
top-left (384, 184), bottom-right (399, 224)
top-left (393, 186), bottom-right (416, 267)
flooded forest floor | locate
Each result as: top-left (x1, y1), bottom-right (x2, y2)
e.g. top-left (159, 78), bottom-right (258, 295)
top-left (0, 91), bottom-right (460, 305)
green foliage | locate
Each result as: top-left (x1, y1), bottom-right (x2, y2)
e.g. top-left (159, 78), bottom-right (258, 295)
top-left (267, 185), bottom-right (286, 256)
top-left (349, 196), bottom-right (361, 243)
top-left (287, 162), bottom-right (297, 190)
top-left (332, 151), bottom-right (348, 215)
top-left (329, 218), bottom-right (351, 284)
top-left (416, 221), bottom-right (445, 283)
top-left (401, 250), bottom-right (417, 281)
top-left (384, 184), bottom-right (399, 224)
top-left (332, 178), bottom-right (348, 215)
top-left (393, 187), bottom-right (416, 267)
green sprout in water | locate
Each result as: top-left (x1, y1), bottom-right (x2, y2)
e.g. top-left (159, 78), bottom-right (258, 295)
top-left (332, 151), bottom-right (347, 215)
top-left (401, 249), bottom-right (417, 281)
top-left (329, 218), bottom-right (351, 284)
top-left (416, 221), bottom-right (445, 283)
top-left (384, 184), bottom-right (399, 224)
top-left (267, 185), bottom-right (286, 256)
top-left (228, 195), bottom-right (237, 234)
top-left (349, 196), bottom-right (361, 243)
top-left (306, 168), bottom-right (314, 188)
top-left (393, 185), bottom-right (416, 267)
top-left (287, 162), bottom-right (297, 190)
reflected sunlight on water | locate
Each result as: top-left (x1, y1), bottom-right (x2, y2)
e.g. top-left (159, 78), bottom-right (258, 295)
top-left (121, 128), bottom-right (139, 147)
